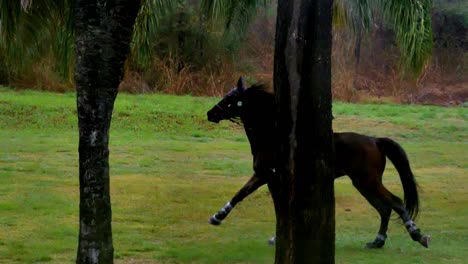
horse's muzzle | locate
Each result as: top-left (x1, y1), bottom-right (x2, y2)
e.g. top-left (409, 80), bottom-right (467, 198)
top-left (207, 112), bottom-right (220, 123)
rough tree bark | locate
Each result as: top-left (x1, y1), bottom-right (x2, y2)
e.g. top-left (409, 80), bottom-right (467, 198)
top-left (74, 1), bottom-right (141, 263)
top-left (270, 0), bottom-right (335, 263)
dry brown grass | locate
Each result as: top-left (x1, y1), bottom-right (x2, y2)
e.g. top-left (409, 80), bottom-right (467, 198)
top-left (119, 57), bottom-right (246, 97)
top-left (6, 57), bottom-right (72, 92)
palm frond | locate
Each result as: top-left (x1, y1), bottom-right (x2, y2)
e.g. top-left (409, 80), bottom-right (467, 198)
top-left (378, 0), bottom-right (433, 77)
top-left (201, 0), bottom-right (271, 38)
top-left (21, 0), bottom-right (33, 11)
top-left (131, 0), bottom-right (179, 68)
top-left (200, 0), bottom-right (226, 22)
top-left (0, 0), bottom-right (74, 80)
top-left (0, 1), bottom-right (23, 43)
top-left (333, 0), bottom-right (433, 77)
top-left (333, 0), bottom-right (373, 32)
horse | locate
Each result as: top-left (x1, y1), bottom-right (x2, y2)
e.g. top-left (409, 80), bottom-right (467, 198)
top-left (206, 77), bottom-right (430, 249)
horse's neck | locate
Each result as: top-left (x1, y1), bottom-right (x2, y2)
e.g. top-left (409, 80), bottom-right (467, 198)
top-left (243, 125), bottom-right (259, 153)
top-left (241, 110), bottom-right (277, 154)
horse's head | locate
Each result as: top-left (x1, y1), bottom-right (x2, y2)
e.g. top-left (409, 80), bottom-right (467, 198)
top-left (207, 77), bottom-right (246, 123)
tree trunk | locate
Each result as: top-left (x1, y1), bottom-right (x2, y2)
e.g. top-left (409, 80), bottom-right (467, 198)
top-left (271, 0), bottom-right (335, 263)
top-left (74, 1), bottom-right (141, 263)
top-left (354, 21), bottom-right (362, 68)
top-left (353, 19), bottom-right (362, 91)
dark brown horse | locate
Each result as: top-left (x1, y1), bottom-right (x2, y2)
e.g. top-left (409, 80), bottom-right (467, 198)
top-left (207, 77), bottom-right (430, 248)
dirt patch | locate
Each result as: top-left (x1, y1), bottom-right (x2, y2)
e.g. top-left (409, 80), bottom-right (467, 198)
top-left (414, 83), bottom-right (467, 106)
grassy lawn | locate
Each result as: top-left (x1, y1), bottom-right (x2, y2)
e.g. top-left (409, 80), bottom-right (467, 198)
top-left (0, 87), bottom-right (466, 263)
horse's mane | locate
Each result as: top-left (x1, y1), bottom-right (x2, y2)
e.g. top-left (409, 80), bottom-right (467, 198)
top-left (248, 83), bottom-right (273, 95)
top-left (245, 83), bottom-right (276, 115)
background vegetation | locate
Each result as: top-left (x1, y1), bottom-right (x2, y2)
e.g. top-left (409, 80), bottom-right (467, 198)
top-left (0, 87), bottom-right (466, 263)
top-left (0, 0), bottom-right (466, 104)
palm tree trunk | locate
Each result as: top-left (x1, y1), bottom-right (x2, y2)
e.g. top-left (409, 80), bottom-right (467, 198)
top-left (272, 0), bottom-right (335, 263)
top-left (74, 1), bottom-right (141, 263)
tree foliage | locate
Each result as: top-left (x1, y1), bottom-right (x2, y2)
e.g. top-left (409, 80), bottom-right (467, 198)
top-left (0, 0), bottom-right (433, 85)
top-left (0, 1), bottom-right (271, 81)
top-left (334, 0), bottom-right (433, 76)
top-left (0, 0), bottom-right (73, 80)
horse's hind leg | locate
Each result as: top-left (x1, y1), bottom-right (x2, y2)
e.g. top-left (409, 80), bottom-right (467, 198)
top-left (353, 181), bottom-right (392, 248)
top-left (384, 190), bottom-right (430, 248)
top-left (359, 182), bottom-right (430, 248)
top-left (209, 173), bottom-right (266, 225)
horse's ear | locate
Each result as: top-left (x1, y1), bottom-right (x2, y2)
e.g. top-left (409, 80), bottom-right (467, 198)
top-left (237, 77), bottom-right (246, 92)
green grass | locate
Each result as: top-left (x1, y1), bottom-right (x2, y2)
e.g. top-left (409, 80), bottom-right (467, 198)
top-left (0, 87), bottom-right (467, 263)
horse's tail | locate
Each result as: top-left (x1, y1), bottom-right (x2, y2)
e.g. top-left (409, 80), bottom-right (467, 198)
top-left (377, 137), bottom-right (419, 220)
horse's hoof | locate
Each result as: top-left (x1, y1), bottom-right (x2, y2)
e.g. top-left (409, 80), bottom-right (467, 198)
top-left (208, 216), bottom-right (222, 226)
top-left (268, 236), bottom-right (276, 246)
top-left (365, 240), bottom-right (385, 249)
top-left (419, 235), bottom-right (430, 248)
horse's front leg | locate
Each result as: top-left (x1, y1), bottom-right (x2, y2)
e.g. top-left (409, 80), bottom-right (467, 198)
top-left (209, 173), bottom-right (266, 225)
